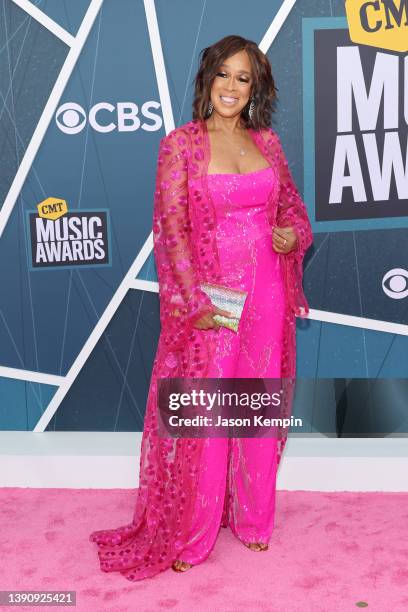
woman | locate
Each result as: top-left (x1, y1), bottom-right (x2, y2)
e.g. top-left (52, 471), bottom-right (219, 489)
top-left (89, 35), bottom-right (312, 580)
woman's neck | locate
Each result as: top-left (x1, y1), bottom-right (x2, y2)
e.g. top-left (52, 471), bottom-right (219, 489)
top-left (206, 113), bottom-right (246, 134)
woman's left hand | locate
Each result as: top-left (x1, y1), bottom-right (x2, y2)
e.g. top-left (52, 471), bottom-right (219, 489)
top-left (272, 225), bottom-right (298, 254)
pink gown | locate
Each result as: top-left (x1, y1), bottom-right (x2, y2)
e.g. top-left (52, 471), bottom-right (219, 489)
top-left (89, 120), bottom-right (313, 581)
top-left (178, 166), bottom-right (284, 564)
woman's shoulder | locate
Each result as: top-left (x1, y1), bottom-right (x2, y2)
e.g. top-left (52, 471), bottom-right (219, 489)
top-left (254, 125), bottom-right (280, 143)
top-left (252, 126), bottom-right (285, 159)
top-left (159, 120), bottom-right (202, 147)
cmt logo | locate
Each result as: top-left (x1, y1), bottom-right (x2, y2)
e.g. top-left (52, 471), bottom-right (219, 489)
top-left (382, 268), bottom-right (408, 299)
top-left (37, 197), bottom-right (67, 220)
top-left (55, 101), bottom-right (163, 134)
top-left (346, 0), bottom-right (408, 51)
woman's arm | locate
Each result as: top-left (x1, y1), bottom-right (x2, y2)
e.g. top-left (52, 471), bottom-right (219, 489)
top-left (272, 130), bottom-right (313, 260)
top-left (153, 130), bottom-right (216, 328)
top-left (270, 129), bottom-right (313, 316)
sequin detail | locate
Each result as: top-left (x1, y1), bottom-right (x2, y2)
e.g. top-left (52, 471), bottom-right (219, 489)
top-left (176, 166), bottom-right (286, 565)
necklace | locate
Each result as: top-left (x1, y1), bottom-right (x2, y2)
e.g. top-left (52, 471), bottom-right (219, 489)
top-left (219, 128), bottom-right (247, 156)
top-left (208, 120), bottom-right (247, 156)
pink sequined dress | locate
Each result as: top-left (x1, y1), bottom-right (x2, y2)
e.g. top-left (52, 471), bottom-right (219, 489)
top-left (178, 166), bottom-right (284, 564)
top-left (89, 119), bottom-right (313, 581)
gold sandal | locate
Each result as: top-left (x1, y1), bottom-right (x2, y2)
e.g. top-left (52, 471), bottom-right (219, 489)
top-left (245, 542), bottom-right (269, 551)
top-left (172, 560), bottom-right (193, 572)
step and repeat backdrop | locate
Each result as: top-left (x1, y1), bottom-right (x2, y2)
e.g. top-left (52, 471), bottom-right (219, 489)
top-left (0, 0), bottom-right (407, 435)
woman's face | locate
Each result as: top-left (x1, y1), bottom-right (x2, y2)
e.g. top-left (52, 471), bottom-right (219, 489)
top-left (209, 49), bottom-right (253, 119)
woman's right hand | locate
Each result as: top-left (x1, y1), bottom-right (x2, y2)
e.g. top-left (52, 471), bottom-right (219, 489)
top-left (193, 305), bottom-right (235, 330)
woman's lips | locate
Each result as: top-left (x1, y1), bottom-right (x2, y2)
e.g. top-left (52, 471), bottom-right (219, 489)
top-left (220, 95), bottom-right (238, 105)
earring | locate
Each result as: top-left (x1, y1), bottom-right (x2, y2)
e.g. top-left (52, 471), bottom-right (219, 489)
top-left (207, 101), bottom-right (213, 117)
top-left (248, 97), bottom-right (255, 120)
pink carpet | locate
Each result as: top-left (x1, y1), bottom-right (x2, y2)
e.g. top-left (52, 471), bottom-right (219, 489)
top-left (1, 488), bottom-right (407, 612)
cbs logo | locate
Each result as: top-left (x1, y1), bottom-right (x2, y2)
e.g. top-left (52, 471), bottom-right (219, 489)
top-left (55, 101), bottom-right (162, 134)
top-left (382, 268), bottom-right (408, 299)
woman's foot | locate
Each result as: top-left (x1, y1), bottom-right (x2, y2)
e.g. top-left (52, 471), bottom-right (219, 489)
top-left (172, 560), bottom-right (193, 572)
top-left (245, 542), bottom-right (269, 552)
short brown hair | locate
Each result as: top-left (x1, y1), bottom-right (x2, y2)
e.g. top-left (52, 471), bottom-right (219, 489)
top-left (192, 34), bottom-right (278, 130)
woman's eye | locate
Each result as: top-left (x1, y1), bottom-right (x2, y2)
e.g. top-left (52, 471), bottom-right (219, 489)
top-left (215, 72), bottom-right (249, 83)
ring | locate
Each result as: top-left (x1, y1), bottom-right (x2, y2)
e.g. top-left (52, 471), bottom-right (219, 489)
top-left (283, 238), bottom-right (287, 246)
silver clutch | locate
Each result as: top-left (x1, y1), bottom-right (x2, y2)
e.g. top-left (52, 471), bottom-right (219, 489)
top-left (200, 282), bottom-right (248, 332)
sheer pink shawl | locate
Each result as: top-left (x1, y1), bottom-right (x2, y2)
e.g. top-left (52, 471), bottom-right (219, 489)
top-left (89, 119), bottom-right (313, 581)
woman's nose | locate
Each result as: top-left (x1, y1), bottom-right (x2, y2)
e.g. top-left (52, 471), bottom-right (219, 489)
top-left (225, 78), bottom-right (237, 91)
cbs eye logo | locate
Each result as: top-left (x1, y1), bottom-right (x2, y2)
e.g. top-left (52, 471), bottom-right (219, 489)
top-left (56, 103), bottom-right (86, 134)
top-left (55, 101), bottom-right (162, 134)
top-left (382, 268), bottom-right (408, 300)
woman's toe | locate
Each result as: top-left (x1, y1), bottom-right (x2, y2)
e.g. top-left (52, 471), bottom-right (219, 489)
top-left (245, 542), bottom-right (268, 552)
top-left (172, 560), bottom-right (192, 572)
top-left (245, 542), bottom-right (261, 551)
